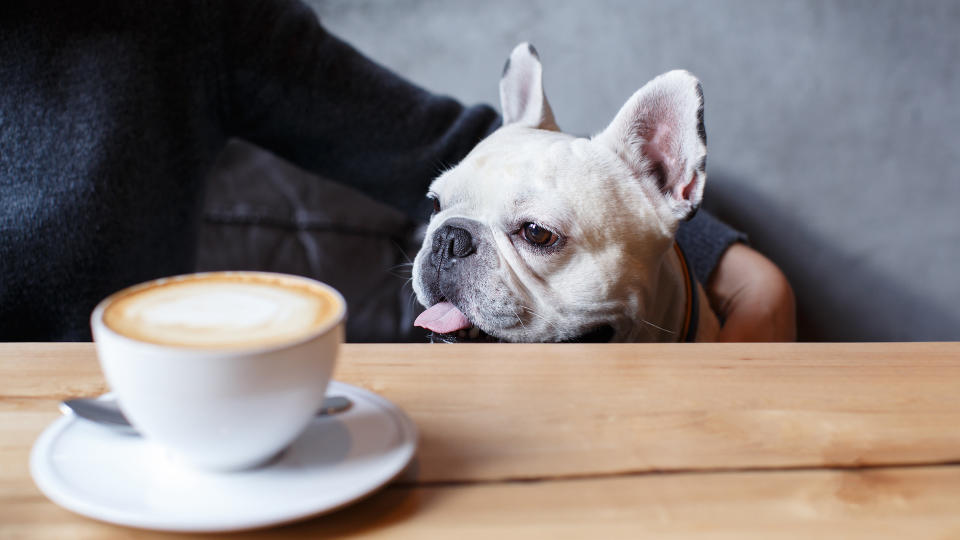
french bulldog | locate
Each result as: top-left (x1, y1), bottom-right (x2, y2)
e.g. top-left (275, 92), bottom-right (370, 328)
top-left (412, 43), bottom-right (720, 343)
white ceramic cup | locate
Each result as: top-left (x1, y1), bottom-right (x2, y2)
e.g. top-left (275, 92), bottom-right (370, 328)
top-left (90, 271), bottom-right (346, 472)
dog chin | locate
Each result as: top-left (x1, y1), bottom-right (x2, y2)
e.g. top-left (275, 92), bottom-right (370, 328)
top-left (427, 319), bottom-right (615, 344)
top-left (427, 325), bottom-right (505, 344)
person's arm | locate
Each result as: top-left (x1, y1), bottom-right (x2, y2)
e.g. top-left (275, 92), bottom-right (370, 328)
top-left (677, 211), bottom-right (796, 342)
top-left (706, 243), bottom-right (797, 342)
top-left (218, 0), bottom-right (501, 220)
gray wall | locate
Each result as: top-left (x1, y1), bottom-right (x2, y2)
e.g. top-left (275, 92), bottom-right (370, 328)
top-left (308, 0), bottom-right (960, 341)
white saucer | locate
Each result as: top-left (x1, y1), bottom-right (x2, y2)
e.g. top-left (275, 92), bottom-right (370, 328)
top-left (30, 381), bottom-right (417, 533)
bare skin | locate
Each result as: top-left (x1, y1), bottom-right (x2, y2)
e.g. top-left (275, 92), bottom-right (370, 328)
top-left (707, 243), bottom-right (797, 342)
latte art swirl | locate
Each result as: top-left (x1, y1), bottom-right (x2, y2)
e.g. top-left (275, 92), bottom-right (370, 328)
top-left (102, 273), bottom-right (340, 348)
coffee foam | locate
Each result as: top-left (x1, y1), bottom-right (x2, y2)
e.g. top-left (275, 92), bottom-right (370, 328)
top-left (102, 273), bottom-right (340, 349)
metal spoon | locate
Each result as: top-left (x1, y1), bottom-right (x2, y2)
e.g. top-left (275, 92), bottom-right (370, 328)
top-left (60, 396), bottom-right (353, 435)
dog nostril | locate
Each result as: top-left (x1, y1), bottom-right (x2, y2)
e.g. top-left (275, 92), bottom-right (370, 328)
top-left (446, 226), bottom-right (474, 258)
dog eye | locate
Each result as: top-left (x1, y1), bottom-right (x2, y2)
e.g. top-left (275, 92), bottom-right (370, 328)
top-left (427, 194), bottom-right (441, 215)
top-left (521, 222), bottom-right (559, 247)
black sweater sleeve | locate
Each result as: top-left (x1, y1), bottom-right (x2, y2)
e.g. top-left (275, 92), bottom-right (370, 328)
top-left (219, 0), bottom-right (502, 220)
top-left (676, 210), bottom-right (748, 285)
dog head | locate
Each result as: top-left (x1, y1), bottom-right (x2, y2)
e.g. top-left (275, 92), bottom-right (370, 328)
top-left (412, 43), bottom-right (707, 342)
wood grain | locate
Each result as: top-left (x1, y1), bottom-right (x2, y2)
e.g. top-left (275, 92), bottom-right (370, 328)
top-left (2, 343), bottom-right (960, 538)
top-left (3, 467), bottom-right (960, 539)
top-left (338, 342), bottom-right (960, 481)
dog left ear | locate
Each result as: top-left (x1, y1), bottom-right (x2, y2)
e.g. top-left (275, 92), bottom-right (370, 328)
top-left (595, 70), bottom-right (707, 221)
top-left (499, 43), bottom-right (559, 130)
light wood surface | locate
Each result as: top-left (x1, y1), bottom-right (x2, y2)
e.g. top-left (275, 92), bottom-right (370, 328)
top-left (2, 342), bottom-right (960, 538)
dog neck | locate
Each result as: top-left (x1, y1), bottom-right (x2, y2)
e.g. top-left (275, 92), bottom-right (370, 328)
top-left (624, 243), bottom-right (697, 343)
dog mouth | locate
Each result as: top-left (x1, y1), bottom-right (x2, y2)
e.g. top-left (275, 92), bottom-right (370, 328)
top-left (414, 301), bottom-right (500, 343)
top-left (428, 324), bottom-right (500, 343)
top-left (414, 300), bottom-right (614, 343)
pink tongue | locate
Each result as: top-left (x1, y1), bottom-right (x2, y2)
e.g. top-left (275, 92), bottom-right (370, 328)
top-left (414, 302), bottom-right (472, 333)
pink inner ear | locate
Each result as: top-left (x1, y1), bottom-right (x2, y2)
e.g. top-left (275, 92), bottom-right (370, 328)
top-left (644, 125), bottom-right (673, 165)
top-left (680, 172), bottom-right (697, 201)
top-left (640, 120), bottom-right (680, 192)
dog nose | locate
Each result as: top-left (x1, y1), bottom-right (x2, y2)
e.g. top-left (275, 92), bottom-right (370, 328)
top-left (432, 224), bottom-right (475, 263)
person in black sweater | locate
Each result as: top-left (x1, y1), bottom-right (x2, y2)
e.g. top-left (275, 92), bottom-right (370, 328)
top-left (0, 0), bottom-right (793, 342)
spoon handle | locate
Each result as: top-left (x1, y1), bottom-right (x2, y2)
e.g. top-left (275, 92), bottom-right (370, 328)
top-left (60, 395), bottom-right (353, 435)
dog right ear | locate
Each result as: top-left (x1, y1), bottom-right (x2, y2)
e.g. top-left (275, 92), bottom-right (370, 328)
top-left (595, 70), bottom-right (707, 222)
top-left (499, 43), bottom-right (559, 130)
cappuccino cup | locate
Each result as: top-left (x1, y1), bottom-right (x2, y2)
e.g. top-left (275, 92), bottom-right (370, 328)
top-left (90, 271), bottom-right (346, 471)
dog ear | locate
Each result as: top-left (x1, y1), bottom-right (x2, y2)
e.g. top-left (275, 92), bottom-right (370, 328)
top-left (595, 70), bottom-right (707, 221)
top-left (499, 43), bottom-right (559, 130)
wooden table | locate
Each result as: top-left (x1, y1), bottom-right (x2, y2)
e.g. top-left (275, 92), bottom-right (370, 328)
top-left (2, 343), bottom-right (960, 538)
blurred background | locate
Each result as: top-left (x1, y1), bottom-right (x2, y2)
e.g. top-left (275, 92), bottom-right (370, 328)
top-left (199, 0), bottom-right (960, 341)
